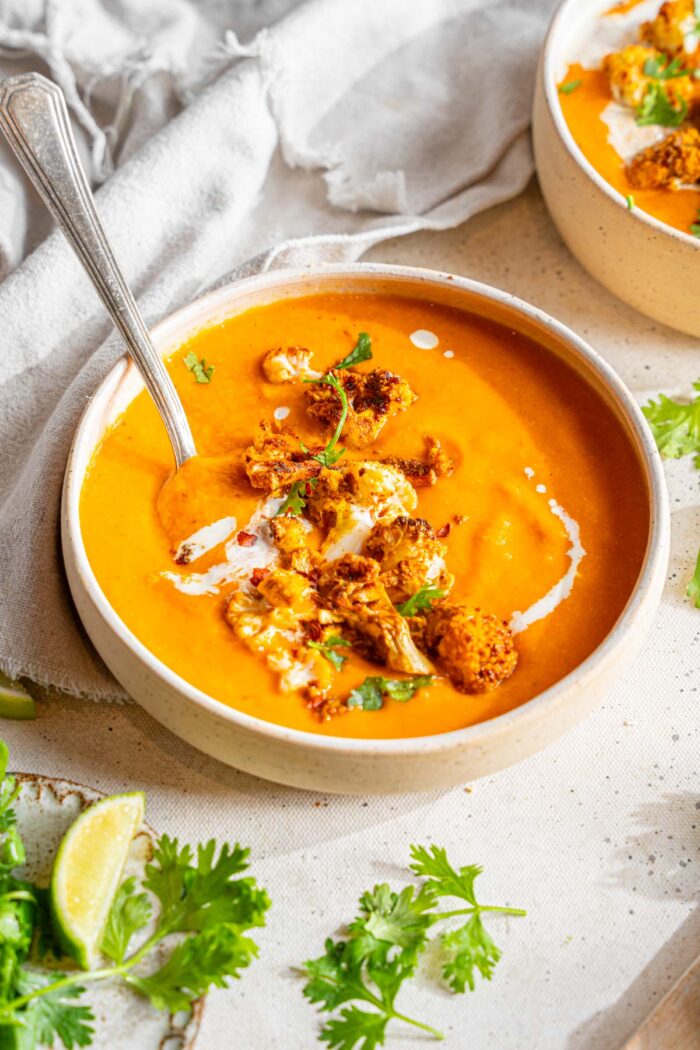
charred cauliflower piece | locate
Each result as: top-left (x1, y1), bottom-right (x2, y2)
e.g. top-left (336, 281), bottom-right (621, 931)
top-left (603, 44), bottom-right (695, 108)
top-left (363, 516), bottom-right (454, 605)
top-left (318, 554), bottom-right (432, 675)
top-left (627, 126), bottom-right (700, 187)
top-left (306, 368), bottom-right (417, 449)
top-left (262, 346), bottom-right (321, 383)
top-left (225, 570), bottom-right (332, 697)
top-left (244, 421), bottom-right (321, 492)
top-left (308, 461), bottom-right (417, 560)
top-left (383, 436), bottom-right (454, 488)
top-left (268, 515), bottom-right (317, 574)
top-left (641, 0), bottom-right (698, 60)
top-left (422, 604), bottom-right (517, 694)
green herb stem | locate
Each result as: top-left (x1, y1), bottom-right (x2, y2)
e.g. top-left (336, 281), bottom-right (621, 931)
top-left (434, 906), bottom-right (527, 920)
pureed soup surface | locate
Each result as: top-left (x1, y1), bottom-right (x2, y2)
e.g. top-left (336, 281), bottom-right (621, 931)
top-left (80, 293), bottom-right (649, 739)
top-left (559, 0), bottom-right (700, 236)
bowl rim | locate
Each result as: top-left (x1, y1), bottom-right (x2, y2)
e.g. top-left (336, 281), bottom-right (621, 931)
top-left (63, 262), bottom-right (670, 757)
top-left (541, 0), bottom-right (700, 249)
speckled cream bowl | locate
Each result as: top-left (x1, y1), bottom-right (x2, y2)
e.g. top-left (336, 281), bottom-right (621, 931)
top-left (62, 264), bottom-right (669, 794)
top-left (533, 0), bottom-right (700, 336)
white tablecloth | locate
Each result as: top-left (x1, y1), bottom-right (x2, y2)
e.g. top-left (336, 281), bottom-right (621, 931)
top-left (6, 181), bottom-right (699, 1050)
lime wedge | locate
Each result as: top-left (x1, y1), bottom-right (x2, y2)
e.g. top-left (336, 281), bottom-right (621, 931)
top-left (51, 792), bottom-right (145, 969)
top-left (0, 670), bottom-right (35, 719)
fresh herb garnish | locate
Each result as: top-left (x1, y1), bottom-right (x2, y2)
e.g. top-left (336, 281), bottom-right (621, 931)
top-left (690, 208), bottom-right (700, 236)
top-left (184, 351), bottom-right (215, 384)
top-left (275, 479), bottom-right (314, 517)
top-left (643, 382), bottom-right (700, 462)
top-left (643, 382), bottom-right (700, 607)
top-left (636, 82), bottom-right (688, 127)
top-left (303, 374), bottom-right (349, 469)
top-left (642, 54), bottom-right (689, 80)
top-left (308, 636), bottom-right (352, 671)
top-left (347, 675), bottom-right (434, 711)
top-left (558, 79), bottom-right (581, 95)
top-left (334, 332), bottom-right (373, 371)
top-left (0, 740), bottom-right (270, 1048)
top-left (626, 194), bottom-right (635, 211)
top-left (395, 586), bottom-right (445, 617)
top-left (301, 844), bottom-right (526, 1047)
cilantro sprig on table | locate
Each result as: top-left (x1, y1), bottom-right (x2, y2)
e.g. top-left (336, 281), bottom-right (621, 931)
top-left (643, 382), bottom-right (700, 607)
top-left (0, 740), bottom-right (270, 1049)
top-left (301, 845), bottom-right (526, 1048)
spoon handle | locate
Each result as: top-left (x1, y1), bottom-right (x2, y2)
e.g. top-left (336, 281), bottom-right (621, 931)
top-left (0, 72), bottom-right (197, 468)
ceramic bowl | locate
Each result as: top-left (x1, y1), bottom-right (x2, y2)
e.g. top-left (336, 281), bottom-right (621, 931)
top-left (62, 264), bottom-right (670, 794)
top-left (533, 0), bottom-right (700, 336)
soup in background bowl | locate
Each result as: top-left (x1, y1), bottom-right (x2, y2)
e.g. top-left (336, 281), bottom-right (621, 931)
top-left (62, 265), bottom-right (669, 793)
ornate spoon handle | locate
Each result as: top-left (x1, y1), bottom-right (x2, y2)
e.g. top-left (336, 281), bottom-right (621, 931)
top-left (0, 72), bottom-right (197, 468)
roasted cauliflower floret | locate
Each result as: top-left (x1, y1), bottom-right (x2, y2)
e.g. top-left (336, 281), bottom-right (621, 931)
top-left (268, 515), bottom-right (317, 574)
top-left (383, 436), bottom-right (454, 488)
top-left (257, 566), bottom-right (317, 614)
top-left (318, 554), bottom-right (432, 675)
top-left (641, 0), bottom-right (698, 60)
top-left (306, 368), bottom-right (417, 449)
top-left (363, 516), bottom-right (454, 605)
top-left (307, 461), bottom-right (417, 559)
top-left (603, 44), bottom-right (695, 109)
top-left (627, 126), bottom-right (700, 187)
top-left (422, 604), bottom-right (517, 694)
top-left (244, 421), bottom-right (321, 492)
top-left (225, 584), bottom-right (333, 697)
top-left (261, 346), bottom-right (321, 383)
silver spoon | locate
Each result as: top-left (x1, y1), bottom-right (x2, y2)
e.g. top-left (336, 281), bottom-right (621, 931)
top-left (0, 72), bottom-right (197, 468)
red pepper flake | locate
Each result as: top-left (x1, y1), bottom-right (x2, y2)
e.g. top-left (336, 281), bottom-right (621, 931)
top-left (237, 531), bottom-right (257, 547)
top-left (250, 567), bottom-right (270, 587)
top-left (436, 523), bottom-right (451, 539)
top-left (305, 620), bottom-right (323, 641)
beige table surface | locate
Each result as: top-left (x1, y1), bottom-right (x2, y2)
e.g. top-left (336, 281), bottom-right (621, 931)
top-left (6, 180), bottom-right (700, 1050)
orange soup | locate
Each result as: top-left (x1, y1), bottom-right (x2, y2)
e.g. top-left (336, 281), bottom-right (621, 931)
top-left (559, 1), bottom-right (700, 236)
top-left (80, 293), bottom-right (649, 739)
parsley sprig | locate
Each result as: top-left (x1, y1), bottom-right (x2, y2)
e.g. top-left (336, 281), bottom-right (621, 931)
top-left (276, 480), bottom-right (313, 517)
top-left (183, 351), bottom-right (214, 384)
top-left (0, 740), bottom-right (270, 1048)
top-left (301, 845), bottom-right (526, 1048)
top-left (395, 586), bottom-right (445, 617)
top-left (643, 382), bottom-right (700, 606)
top-left (308, 635), bottom-right (352, 671)
top-left (304, 374), bottom-right (349, 468)
top-left (642, 54), bottom-right (689, 80)
top-left (347, 675), bottom-right (434, 711)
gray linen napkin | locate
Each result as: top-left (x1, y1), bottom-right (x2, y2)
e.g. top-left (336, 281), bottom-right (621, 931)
top-left (0, 0), bottom-right (557, 699)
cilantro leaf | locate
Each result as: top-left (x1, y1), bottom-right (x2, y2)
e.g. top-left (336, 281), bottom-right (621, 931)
top-left (304, 374), bottom-right (349, 468)
top-left (410, 844), bottom-right (482, 904)
top-left (643, 54), bottom-right (688, 80)
top-left (395, 586), bottom-right (445, 617)
top-left (334, 333), bottom-right (372, 371)
top-left (558, 79), bottom-right (581, 94)
top-left (319, 1006), bottom-right (388, 1050)
top-left (350, 885), bottom-right (433, 964)
top-left (308, 636), bottom-right (352, 671)
top-left (275, 479), bottom-right (314, 517)
top-left (143, 836), bottom-right (269, 935)
top-left (184, 351), bottom-right (215, 384)
top-left (642, 382), bottom-right (700, 463)
top-left (441, 914), bottom-right (501, 993)
top-left (347, 676), bottom-right (433, 711)
top-left (12, 971), bottom-right (94, 1049)
top-left (126, 926), bottom-right (258, 1012)
top-left (688, 546), bottom-right (700, 608)
top-left (101, 876), bottom-right (151, 964)
top-left (626, 194), bottom-right (635, 211)
top-left (636, 82), bottom-right (688, 127)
